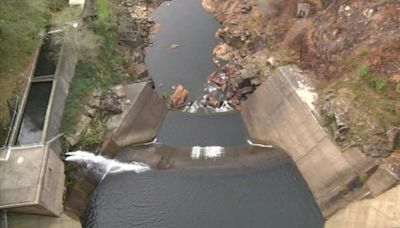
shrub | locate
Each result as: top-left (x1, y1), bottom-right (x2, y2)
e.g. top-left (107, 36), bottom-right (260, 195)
top-left (356, 64), bottom-right (387, 92)
top-left (371, 78), bottom-right (387, 92)
top-left (357, 64), bottom-right (369, 78)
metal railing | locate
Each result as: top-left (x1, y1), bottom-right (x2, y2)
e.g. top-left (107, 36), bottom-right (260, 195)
top-left (0, 96), bottom-right (19, 152)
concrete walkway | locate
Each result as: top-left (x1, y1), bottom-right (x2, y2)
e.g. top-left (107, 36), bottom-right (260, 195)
top-left (325, 186), bottom-right (400, 228)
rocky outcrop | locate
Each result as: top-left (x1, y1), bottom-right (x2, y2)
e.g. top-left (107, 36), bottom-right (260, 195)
top-left (170, 85), bottom-right (188, 109)
top-left (115, 0), bottom-right (166, 88)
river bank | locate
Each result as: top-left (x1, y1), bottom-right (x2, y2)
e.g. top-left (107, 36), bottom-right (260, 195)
top-left (201, 0), bottom-right (400, 163)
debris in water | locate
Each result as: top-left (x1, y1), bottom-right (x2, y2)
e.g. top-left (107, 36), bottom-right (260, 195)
top-left (169, 44), bottom-right (180, 49)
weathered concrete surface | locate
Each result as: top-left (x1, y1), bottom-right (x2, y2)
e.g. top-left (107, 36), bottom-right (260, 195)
top-left (325, 185), bottom-right (400, 228)
top-left (0, 146), bottom-right (65, 216)
top-left (366, 167), bottom-right (398, 197)
top-left (5, 212), bottom-right (81, 228)
top-left (103, 83), bottom-right (167, 155)
top-left (64, 173), bottom-right (97, 218)
top-left (241, 65), bottom-right (372, 217)
top-left (44, 41), bottom-right (78, 143)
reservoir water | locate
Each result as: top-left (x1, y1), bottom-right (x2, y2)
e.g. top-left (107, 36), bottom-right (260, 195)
top-left (84, 149), bottom-right (323, 228)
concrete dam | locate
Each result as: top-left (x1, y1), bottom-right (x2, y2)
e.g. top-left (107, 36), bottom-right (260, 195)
top-left (1, 0), bottom-right (392, 227)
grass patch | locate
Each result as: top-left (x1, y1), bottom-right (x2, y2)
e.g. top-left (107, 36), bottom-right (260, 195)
top-left (356, 64), bottom-right (387, 92)
top-left (356, 64), bottom-right (369, 78)
top-left (0, 0), bottom-right (51, 145)
top-left (95, 0), bottom-right (113, 18)
top-left (61, 0), bottom-right (134, 136)
top-left (358, 173), bottom-right (369, 184)
top-left (325, 71), bottom-right (400, 144)
top-left (76, 120), bottom-right (109, 150)
top-left (396, 83), bottom-right (400, 93)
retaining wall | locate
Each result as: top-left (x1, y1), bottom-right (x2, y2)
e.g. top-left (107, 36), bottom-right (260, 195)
top-left (44, 41), bottom-right (78, 145)
top-left (102, 83), bottom-right (168, 156)
top-left (241, 65), bottom-right (372, 217)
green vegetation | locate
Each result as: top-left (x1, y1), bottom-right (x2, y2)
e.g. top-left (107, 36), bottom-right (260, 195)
top-left (0, 0), bottom-right (52, 145)
top-left (76, 121), bottom-right (109, 150)
top-left (356, 64), bottom-right (369, 78)
top-left (323, 66), bottom-right (400, 145)
top-left (396, 83), bottom-right (400, 93)
top-left (358, 49), bottom-right (369, 57)
top-left (95, 0), bottom-right (114, 18)
top-left (0, 0), bottom-right (50, 71)
top-left (61, 0), bottom-right (135, 138)
top-left (358, 173), bottom-right (369, 185)
top-left (356, 64), bottom-right (387, 92)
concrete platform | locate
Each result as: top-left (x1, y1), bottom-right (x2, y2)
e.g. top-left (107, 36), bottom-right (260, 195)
top-left (325, 185), bottom-right (400, 228)
top-left (0, 146), bottom-right (65, 216)
top-left (5, 212), bottom-right (81, 228)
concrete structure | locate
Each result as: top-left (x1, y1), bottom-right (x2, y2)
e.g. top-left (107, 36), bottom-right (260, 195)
top-left (102, 83), bottom-right (168, 156)
top-left (326, 185), bottom-right (400, 228)
top-left (241, 65), bottom-right (380, 217)
top-left (0, 145), bottom-right (64, 216)
top-left (3, 212), bottom-right (81, 228)
top-left (0, 29), bottom-right (77, 216)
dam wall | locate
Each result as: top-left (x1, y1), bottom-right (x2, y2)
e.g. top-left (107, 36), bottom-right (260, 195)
top-left (241, 65), bottom-right (376, 217)
top-left (101, 83), bottom-right (168, 156)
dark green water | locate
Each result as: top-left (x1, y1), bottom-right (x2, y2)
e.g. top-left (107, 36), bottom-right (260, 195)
top-left (33, 32), bottom-right (61, 77)
top-left (15, 82), bottom-right (52, 145)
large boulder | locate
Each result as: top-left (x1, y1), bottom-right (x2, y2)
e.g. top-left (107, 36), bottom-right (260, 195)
top-left (170, 85), bottom-right (189, 108)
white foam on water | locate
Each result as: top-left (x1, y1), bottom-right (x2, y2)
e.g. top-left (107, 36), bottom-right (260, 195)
top-left (65, 151), bottom-right (150, 180)
top-left (247, 140), bottom-right (274, 148)
top-left (183, 100), bottom-right (234, 113)
top-left (191, 146), bottom-right (225, 159)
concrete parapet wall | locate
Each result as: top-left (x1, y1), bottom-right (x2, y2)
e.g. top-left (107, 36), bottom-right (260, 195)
top-left (241, 65), bottom-right (359, 217)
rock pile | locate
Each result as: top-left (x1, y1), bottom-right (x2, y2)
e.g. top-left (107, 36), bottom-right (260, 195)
top-left (170, 85), bottom-right (188, 109)
top-left (115, 0), bottom-right (165, 88)
top-left (65, 85), bottom-right (130, 147)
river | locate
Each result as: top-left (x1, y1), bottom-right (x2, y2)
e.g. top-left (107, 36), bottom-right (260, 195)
top-left (83, 0), bottom-right (324, 227)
